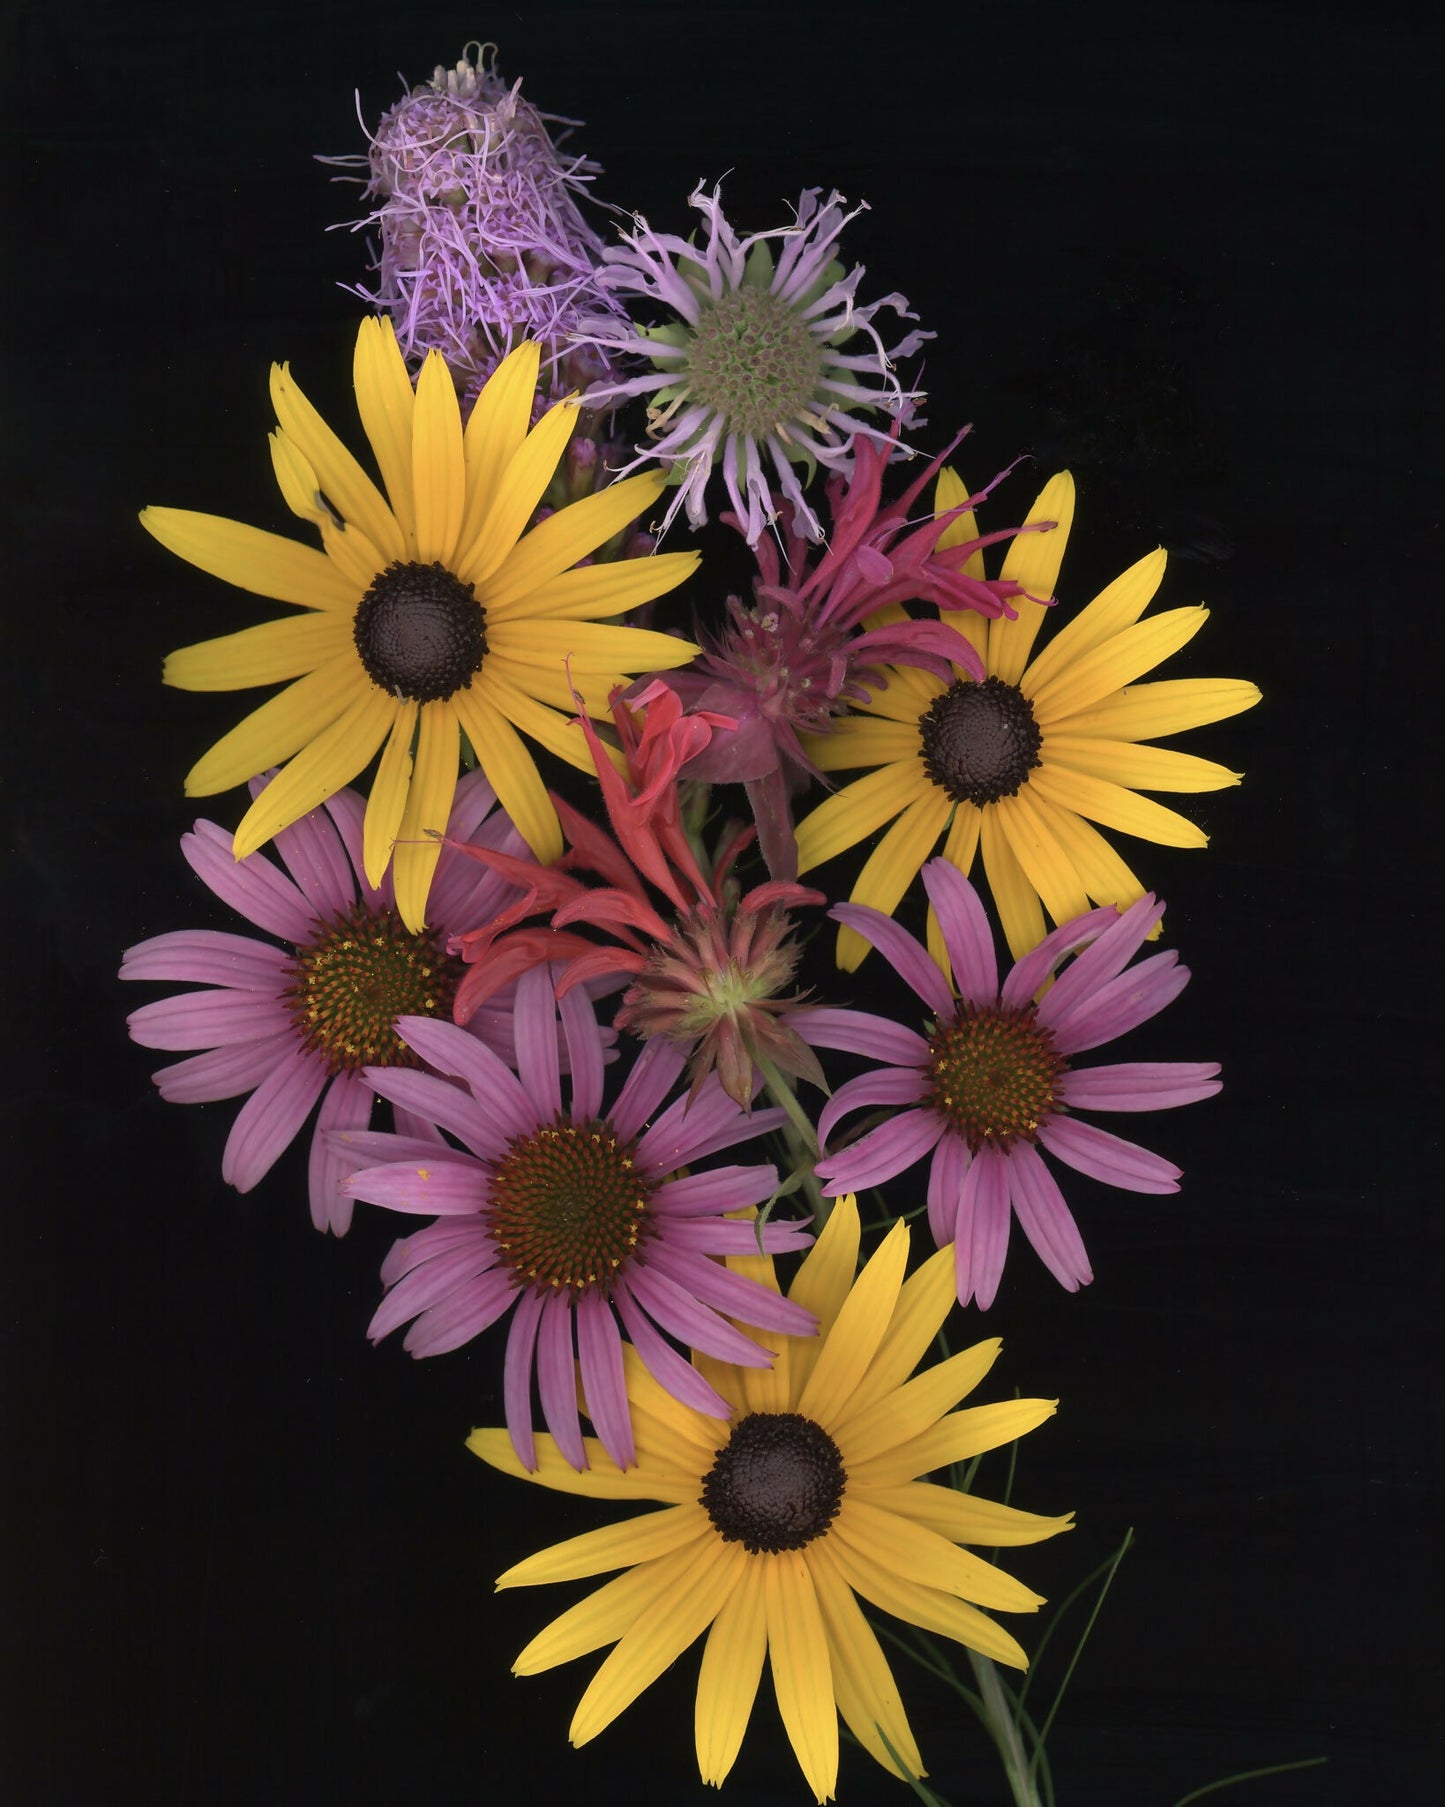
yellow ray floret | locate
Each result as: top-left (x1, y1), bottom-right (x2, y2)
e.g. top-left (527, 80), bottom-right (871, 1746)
top-left (143, 316), bottom-right (699, 930)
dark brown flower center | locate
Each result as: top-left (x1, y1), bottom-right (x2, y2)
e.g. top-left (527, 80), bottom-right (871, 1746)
top-left (353, 559), bottom-right (486, 702)
top-left (701, 1411), bottom-right (846, 1554)
top-left (927, 1006), bottom-right (1066, 1151)
top-left (488, 1120), bottom-right (651, 1293)
top-left (919, 675), bottom-right (1043, 807)
top-left (286, 903), bottom-right (462, 1075)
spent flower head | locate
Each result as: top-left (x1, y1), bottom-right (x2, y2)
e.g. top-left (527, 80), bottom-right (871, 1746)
top-left (577, 181), bottom-right (932, 544)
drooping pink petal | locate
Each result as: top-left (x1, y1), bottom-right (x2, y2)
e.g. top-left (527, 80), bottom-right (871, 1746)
top-left (829, 903), bottom-right (953, 1017)
top-left (637, 1075), bottom-right (784, 1174)
top-left (307, 1070), bottom-right (374, 1236)
top-left (1038, 1116), bottom-right (1182, 1194)
top-left (1000, 903), bottom-right (1122, 1010)
top-left (1005, 1141), bottom-right (1093, 1292)
top-left (383, 1016), bottom-right (535, 1143)
top-left (927, 1129), bottom-right (971, 1251)
top-left (126, 988), bottom-right (294, 1052)
top-left (575, 1292), bottom-right (633, 1469)
top-left (816, 1101), bottom-right (944, 1195)
top-left (404, 1265), bottom-right (518, 1359)
top-left (641, 1241), bottom-right (817, 1339)
top-left (346, 1154), bottom-right (489, 1216)
top-left (608, 1033), bottom-right (690, 1143)
top-left (657, 1215), bottom-right (813, 1256)
top-left (1055, 1061), bottom-right (1222, 1113)
top-left (1046, 952), bottom-right (1192, 1056)
top-left (513, 963), bottom-right (564, 1120)
top-left (221, 1042), bottom-right (329, 1192)
top-left (611, 1281), bottom-right (735, 1418)
top-left (651, 1165), bottom-right (782, 1219)
top-left (954, 1146), bottom-right (1013, 1310)
top-left (364, 1067), bottom-right (509, 1163)
top-left (921, 860), bottom-right (998, 1009)
top-left (503, 1288), bottom-right (547, 1471)
top-left (182, 819), bottom-right (318, 943)
top-left (558, 971), bottom-right (606, 1122)
top-left (119, 930), bottom-right (291, 991)
top-left (536, 1291), bottom-right (586, 1470)
top-left (263, 784), bottom-right (359, 920)
top-left (793, 1006), bottom-right (931, 1069)
top-left (150, 1033), bottom-right (294, 1104)
top-left (369, 1224), bottom-right (501, 1342)
top-left (1032, 893), bottom-right (1166, 1027)
top-left (379, 1217), bottom-right (494, 1291)
top-left (818, 1065), bottom-right (930, 1152)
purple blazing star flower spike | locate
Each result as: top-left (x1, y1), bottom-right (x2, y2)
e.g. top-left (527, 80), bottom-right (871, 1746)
top-left (338, 964), bottom-right (817, 1472)
top-left (662, 428), bottom-right (1057, 877)
top-left (576, 181), bottom-right (932, 545)
top-left (800, 859), bottom-right (1221, 1308)
top-left (120, 771), bottom-right (528, 1235)
top-left (325, 43), bottom-right (627, 416)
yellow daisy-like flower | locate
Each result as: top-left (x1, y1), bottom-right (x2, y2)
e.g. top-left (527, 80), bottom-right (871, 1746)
top-left (794, 470), bottom-right (1261, 967)
top-left (469, 1195), bottom-right (1069, 1803)
top-left (143, 317), bottom-right (700, 930)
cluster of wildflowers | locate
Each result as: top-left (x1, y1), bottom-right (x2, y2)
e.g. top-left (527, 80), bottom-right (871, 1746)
top-left (124, 39), bottom-right (1260, 1806)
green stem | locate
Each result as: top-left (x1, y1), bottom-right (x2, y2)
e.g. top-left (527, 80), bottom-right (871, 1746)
top-left (755, 1054), bottom-right (828, 1222)
top-left (967, 1652), bottom-right (1044, 1807)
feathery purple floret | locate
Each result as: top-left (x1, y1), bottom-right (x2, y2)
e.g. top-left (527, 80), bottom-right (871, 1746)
top-left (120, 773), bottom-right (527, 1235)
top-left (338, 966), bottom-right (815, 1471)
top-left (799, 859), bottom-right (1221, 1307)
top-left (326, 43), bottom-right (627, 416)
top-left (576, 181), bottom-right (933, 545)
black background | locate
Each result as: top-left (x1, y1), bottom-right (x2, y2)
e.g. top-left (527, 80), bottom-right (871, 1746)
top-left (4, 1), bottom-right (1440, 1802)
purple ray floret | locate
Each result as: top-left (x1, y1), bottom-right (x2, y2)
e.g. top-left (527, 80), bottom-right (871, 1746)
top-left (801, 859), bottom-right (1221, 1307)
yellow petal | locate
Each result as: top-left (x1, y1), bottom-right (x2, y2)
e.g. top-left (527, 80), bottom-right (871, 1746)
top-left (353, 315), bottom-right (417, 549)
top-left (1028, 606), bottom-right (1211, 723)
top-left (1020, 548), bottom-right (1167, 699)
top-left (1029, 762), bottom-right (1210, 848)
top-left (1045, 735), bottom-right (1243, 793)
top-left (483, 472), bottom-right (669, 611)
top-left (474, 664), bottom-right (596, 770)
top-left (840, 1341), bottom-right (1004, 1466)
top-left (412, 349), bottom-right (466, 564)
top-left (839, 1250), bottom-right (974, 1426)
top-left (765, 1552), bottom-right (838, 1805)
top-left (863, 1481), bottom-right (1074, 1549)
top-left (995, 788), bottom-right (1092, 928)
top-left (489, 618), bottom-right (701, 679)
top-left (797, 1219), bottom-right (908, 1427)
top-left (794, 761), bottom-right (927, 876)
top-left (231, 685), bottom-right (397, 858)
top-left (466, 1426), bottom-right (689, 1503)
top-left (834, 1497), bottom-right (1044, 1611)
top-left (142, 507), bottom-right (358, 612)
top-left (806, 1538), bottom-right (924, 1783)
top-left (834, 788), bottom-right (950, 971)
top-left (503, 552), bottom-right (704, 622)
top-left (806, 715), bottom-right (920, 773)
top-left (852, 1397), bottom-right (1058, 1487)
top-left (934, 465), bottom-right (986, 573)
top-left (695, 1560), bottom-right (769, 1787)
top-left (317, 516), bottom-right (388, 593)
top-left (512, 1542), bottom-right (698, 1670)
top-left (268, 430), bottom-right (329, 526)
top-left (570, 1535), bottom-right (741, 1745)
top-left (1018, 801), bottom-right (1147, 917)
top-left (823, 1531), bottom-right (1031, 1669)
top-left (502, 1503), bottom-right (710, 1587)
top-left (180, 653), bottom-right (363, 796)
top-left (269, 358), bottom-right (405, 563)
top-left (978, 804), bottom-right (1046, 961)
top-left (784, 1193), bottom-right (862, 1400)
top-left (457, 394), bottom-right (579, 587)
top-left (988, 471), bottom-right (1075, 685)
top-left (452, 684), bottom-right (562, 862)
top-left (852, 662), bottom-right (938, 725)
top-left (1062, 676), bottom-right (1262, 742)
top-left (458, 338), bottom-right (541, 556)
top-left (161, 611), bottom-right (349, 691)
top-left (391, 700), bottom-right (460, 929)
top-left (362, 702), bottom-right (418, 889)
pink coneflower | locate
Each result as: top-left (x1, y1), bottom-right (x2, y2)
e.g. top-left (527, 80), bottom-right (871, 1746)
top-left (340, 965), bottom-right (816, 1470)
top-left (577, 181), bottom-right (931, 544)
top-left (805, 858), bottom-right (1221, 1307)
top-left (120, 772), bottom-right (526, 1234)
top-left (666, 430), bottom-right (1055, 877)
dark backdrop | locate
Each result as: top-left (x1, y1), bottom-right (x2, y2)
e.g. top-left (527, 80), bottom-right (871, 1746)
top-left (4, 2), bottom-right (1439, 1802)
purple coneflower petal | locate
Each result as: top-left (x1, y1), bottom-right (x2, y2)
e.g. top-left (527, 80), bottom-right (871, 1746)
top-left (829, 903), bottom-right (953, 1017)
top-left (380, 1218), bottom-right (493, 1290)
top-left (332, 1128), bottom-right (450, 1171)
top-left (1005, 1141), bottom-right (1093, 1292)
top-left (322, 787), bottom-right (388, 910)
top-left (369, 1225), bottom-right (502, 1342)
top-left (641, 1240), bottom-right (817, 1339)
top-left (922, 859), bottom-right (998, 1008)
top-left (637, 1079), bottom-right (785, 1174)
top-left (1000, 904), bottom-right (1121, 1010)
top-left (657, 1215), bottom-right (813, 1256)
top-left (364, 1066), bottom-right (506, 1162)
top-left (1033, 893), bottom-right (1165, 1026)
top-left (514, 964), bottom-right (564, 1120)
top-left (1056, 1061), bottom-right (1222, 1112)
top-left (558, 974), bottom-right (605, 1122)
top-left (927, 1129), bottom-right (971, 1250)
top-left (816, 1101), bottom-right (944, 1196)
top-left (346, 1154), bottom-right (489, 1216)
top-left (652, 1164), bottom-right (782, 1219)
top-left (151, 1032), bottom-right (295, 1104)
top-left (1038, 1117), bottom-right (1182, 1194)
top-left (404, 1266), bottom-right (518, 1359)
top-left (119, 930), bottom-right (291, 991)
top-left (608, 1034), bottom-right (690, 1143)
top-left (126, 988), bottom-right (293, 1051)
top-left (954, 1146), bottom-right (1013, 1310)
top-left (817, 1065), bottom-right (930, 1153)
top-left (612, 1280), bottom-right (739, 1415)
top-left (182, 819), bottom-right (318, 943)
top-left (307, 1070), bottom-right (374, 1236)
top-left (221, 1043), bottom-right (329, 1191)
top-left (389, 1103), bottom-right (450, 1145)
top-left (503, 1289), bottom-right (547, 1471)
top-left (576, 1292), bottom-right (633, 1469)
top-left (1046, 951), bottom-right (1191, 1055)
top-left (536, 1292), bottom-right (587, 1470)
top-left (261, 784), bottom-right (358, 921)
top-left (792, 1006), bottom-right (931, 1069)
